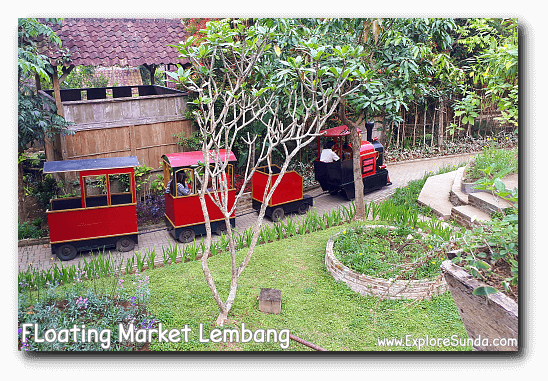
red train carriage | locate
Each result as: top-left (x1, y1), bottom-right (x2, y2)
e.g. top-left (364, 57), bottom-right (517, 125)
top-left (313, 123), bottom-right (391, 200)
top-left (162, 150), bottom-right (237, 243)
top-left (252, 165), bottom-right (313, 222)
top-left (43, 156), bottom-right (140, 261)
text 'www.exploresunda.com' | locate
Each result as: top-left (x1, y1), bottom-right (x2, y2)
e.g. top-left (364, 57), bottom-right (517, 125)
top-left (376, 335), bottom-right (517, 350)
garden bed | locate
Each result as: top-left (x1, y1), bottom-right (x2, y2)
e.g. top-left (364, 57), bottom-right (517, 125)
top-left (326, 225), bottom-right (448, 300)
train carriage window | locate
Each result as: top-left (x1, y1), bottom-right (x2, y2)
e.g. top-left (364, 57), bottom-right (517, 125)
top-left (162, 161), bottom-right (170, 193)
top-left (108, 173), bottom-right (133, 205)
top-left (205, 164), bottom-right (233, 191)
top-left (83, 175), bottom-right (109, 207)
top-left (169, 169), bottom-right (194, 197)
top-left (49, 178), bottom-right (82, 211)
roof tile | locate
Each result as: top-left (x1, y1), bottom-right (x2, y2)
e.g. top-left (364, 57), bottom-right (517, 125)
top-left (42, 18), bottom-right (189, 67)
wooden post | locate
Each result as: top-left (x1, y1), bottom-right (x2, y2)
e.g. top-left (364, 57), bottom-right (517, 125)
top-left (51, 69), bottom-right (69, 163)
top-left (258, 288), bottom-right (282, 314)
top-left (52, 69), bottom-right (64, 118)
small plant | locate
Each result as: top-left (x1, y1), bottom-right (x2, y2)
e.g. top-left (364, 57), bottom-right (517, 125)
top-left (233, 228), bottom-right (245, 250)
top-left (210, 241), bottom-right (221, 256)
top-left (145, 247), bottom-right (157, 270)
top-left (125, 255), bottom-right (135, 275)
top-left (284, 216), bottom-right (298, 237)
top-left (369, 201), bottom-right (381, 220)
top-left (134, 251), bottom-right (145, 272)
top-left (218, 232), bottom-right (230, 251)
top-left (322, 210), bottom-right (334, 229)
top-left (297, 216), bottom-right (308, 235)
top-left (243, 227), bottom-right (254, 248)
top-left (186, 241), bottom-right (200, 261)
top-left (163, 241), bottom-right (179, 264)
top-left (273, 221), bottom-right (285, 240)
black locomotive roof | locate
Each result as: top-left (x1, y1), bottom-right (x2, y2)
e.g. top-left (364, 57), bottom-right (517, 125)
top-left (43, 156), bottom-right (140, 174)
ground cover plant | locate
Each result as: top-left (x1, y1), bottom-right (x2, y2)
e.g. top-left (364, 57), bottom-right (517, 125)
top-left (18, 270), bottom-right (157, 351)
top-left (333, 225), bottom-right (447, 280)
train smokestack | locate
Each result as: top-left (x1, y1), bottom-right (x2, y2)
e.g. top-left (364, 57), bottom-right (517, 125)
top-left (365, 122), bottom-right (374, 142)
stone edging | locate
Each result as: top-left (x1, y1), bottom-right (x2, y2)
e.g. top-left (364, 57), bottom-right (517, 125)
top-left (325, 226), bottom-right (447, 300)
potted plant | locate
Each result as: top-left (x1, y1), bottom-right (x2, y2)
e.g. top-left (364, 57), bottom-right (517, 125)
top-left (441, 177), bottom-right (518, 351)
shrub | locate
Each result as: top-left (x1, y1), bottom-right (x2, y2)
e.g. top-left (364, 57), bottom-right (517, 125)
top-left (137, 194), bottom-right (165, 226)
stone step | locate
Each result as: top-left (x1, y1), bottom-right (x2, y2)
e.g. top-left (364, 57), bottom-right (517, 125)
top-left (451, 205), bottom-right (492, 228)
top-left (468, 191), bottom-right (512, 215)
top-left (417, 170), bottom-right (458, 220)
top-left (449, 166), bottom-right (468, 206)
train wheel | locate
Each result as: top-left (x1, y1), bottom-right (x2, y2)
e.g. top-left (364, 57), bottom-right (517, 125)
top-left (271, 207), bottom-right (285, 222)
top-left (56, 244), bottom-right (77, 261)
top-left (116, 236), bottom-right (135, 252)
top-left (178, 229), bottom-right (196, 243)
top-left (216, 223), bottom-right (228, 236)
top-left (297, 202), bottom-right (310, 215)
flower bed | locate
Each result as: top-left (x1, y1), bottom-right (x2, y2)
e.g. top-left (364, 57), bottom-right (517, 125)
top-left (325, 225), bottom-right (448, 300)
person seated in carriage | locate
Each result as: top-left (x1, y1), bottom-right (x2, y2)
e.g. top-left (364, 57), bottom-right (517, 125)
top-left (166, 171), bottom-right (191, 196)
top-left (342, 142), bottom-right (353, 160)
top-left (320, 140), bottom-right (340, 163)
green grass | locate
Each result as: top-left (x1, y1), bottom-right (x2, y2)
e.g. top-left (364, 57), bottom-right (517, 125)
top-left (464, 147), bottom-right (518, 183)
top-left (144, 223), bottom-right (471, 351)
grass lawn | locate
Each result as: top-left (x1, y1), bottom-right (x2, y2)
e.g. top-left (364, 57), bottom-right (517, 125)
top-left (145, 222), bottom-right (471, 351)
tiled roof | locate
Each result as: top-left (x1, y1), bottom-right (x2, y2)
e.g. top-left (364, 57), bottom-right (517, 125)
top-left (42, 18), bottom-right (188, 67)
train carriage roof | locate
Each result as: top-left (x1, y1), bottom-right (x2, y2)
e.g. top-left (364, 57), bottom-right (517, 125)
top-left (320, 125), bottom-right (362, 137)
top-left (162, 150), bottom-right (237, 168)
top-left (43, 156), bottom-right (139, 173)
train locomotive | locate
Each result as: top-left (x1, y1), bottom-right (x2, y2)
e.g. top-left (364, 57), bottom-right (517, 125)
top-left (313, 122), bottom-right (391, 200)
top-left (44, 123), bottom-right (390, 259)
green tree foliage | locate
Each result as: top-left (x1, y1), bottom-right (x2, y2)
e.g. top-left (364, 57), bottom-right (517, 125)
top-left (18, 18), bottom-right (74, 222)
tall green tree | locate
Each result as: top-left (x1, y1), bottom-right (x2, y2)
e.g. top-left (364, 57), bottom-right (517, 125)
top-left (301, 18), bottom-right (458, 219)
top-left (18, 18), bottom-right (72, 220)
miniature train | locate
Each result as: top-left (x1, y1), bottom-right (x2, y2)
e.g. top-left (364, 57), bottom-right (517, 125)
top-left (313, 122), bottom-right (391, 200)
top-left (44, 125), bottom-right (390, 260)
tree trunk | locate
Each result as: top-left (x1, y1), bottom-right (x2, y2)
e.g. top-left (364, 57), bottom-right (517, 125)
top-left (423, 107), bottom-right (427, 146)
top-left (430, 107), bottom-right (436, 146)
top-left (18, 161), bottom-right (27, 223)
top-left (401, 108), bottom-right (406, 149)
top-left (437, 98), bottom-right (444, 148)
top-left (338, 101), bottom-right (366, 221)
top-left (413, 105), bottom-right (418, 147)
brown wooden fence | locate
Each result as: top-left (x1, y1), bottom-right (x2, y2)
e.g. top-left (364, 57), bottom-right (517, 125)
top-left (63, 119), bottom-right (192, 169)
top-left (41, 85), bottom-right (194, 169)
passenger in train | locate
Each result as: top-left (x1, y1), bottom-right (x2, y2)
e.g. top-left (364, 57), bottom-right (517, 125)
top-left (166, 171), bottom-right (191, 196)
top-left (320, 141), bottom-right (340, 163)
top-left (342, 142), bottom-right (353, 160)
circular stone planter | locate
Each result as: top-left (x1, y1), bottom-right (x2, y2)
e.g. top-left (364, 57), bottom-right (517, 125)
top-left (325, 226), bottom-right (448, 300)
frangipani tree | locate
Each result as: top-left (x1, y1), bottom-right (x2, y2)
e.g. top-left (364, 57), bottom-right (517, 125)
top-left (167, 19), bottom-right (365, 325)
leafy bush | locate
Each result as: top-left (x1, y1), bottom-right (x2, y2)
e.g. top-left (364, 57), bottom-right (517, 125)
top-left (137, 194), bottom-right (165, 226)
top-left (18, 219), bottom-right (46, 240)
top-left (18, 272), bottom-right (157, 351)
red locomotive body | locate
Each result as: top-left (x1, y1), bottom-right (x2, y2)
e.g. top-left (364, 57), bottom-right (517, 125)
top-left (162, 150), bottom-right (237, 243)
top-left (252, 165), bottom-right (313, 222)
top-left (314, 123), bottom-right (391, 200)
top-left (44, 156), bottom-right (140, 261)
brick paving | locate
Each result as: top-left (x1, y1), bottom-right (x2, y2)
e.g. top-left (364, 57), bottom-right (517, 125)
top-left (17, 152), bottom-right (478, 273)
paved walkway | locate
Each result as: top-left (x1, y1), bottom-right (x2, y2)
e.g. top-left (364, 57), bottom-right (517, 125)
top-left (17, 152), bottom-right (478, 273)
